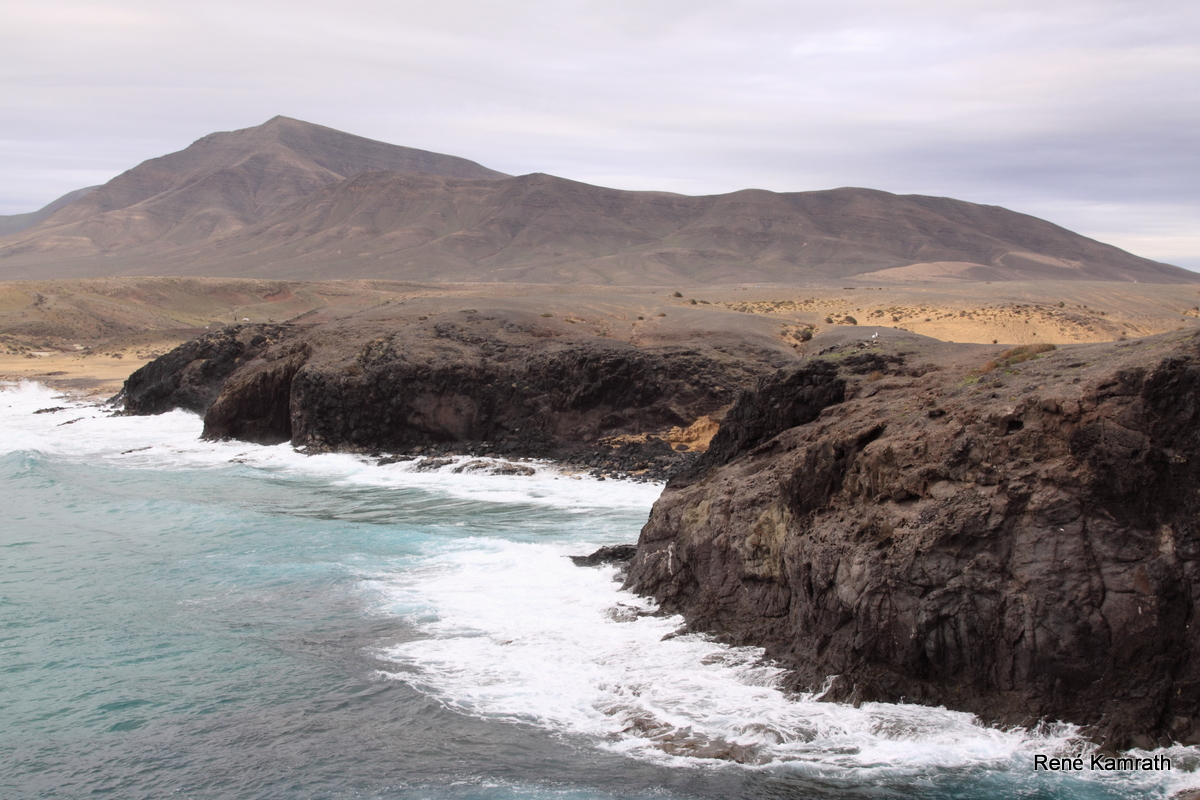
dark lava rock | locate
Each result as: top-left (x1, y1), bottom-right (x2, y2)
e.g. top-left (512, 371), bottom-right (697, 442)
top-left (376, 455), bottom-right (416, 466)
top-left (625, 330), bottom-right (1200, 749)
top-left (120, 305), bottom-right (796, 468)
top-left (412, 457), bottom-right (454, 472)
top-left (571, 544), bottom-right (638, 567)
top-left (118, 323), bottom-right (299, 419)
top-left (488, 462), bottom-right (537, 476)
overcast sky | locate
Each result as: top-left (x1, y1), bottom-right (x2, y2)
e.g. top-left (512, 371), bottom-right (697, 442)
top-left (3, 0), bottom-right (1197, 268)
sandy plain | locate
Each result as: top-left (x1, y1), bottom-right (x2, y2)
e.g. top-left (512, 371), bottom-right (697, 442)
top-left (3, 276), bottom-right (1199, 397)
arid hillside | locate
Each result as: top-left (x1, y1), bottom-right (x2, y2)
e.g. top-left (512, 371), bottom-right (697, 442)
top-left (0, 117), bottom-right (505, 269)
top-left (0, 186), bottom-right (100, 236)
top-left (0, 118), bottom-right (1190, 285)
top-left (5, 277), bottom-right (1200, 396)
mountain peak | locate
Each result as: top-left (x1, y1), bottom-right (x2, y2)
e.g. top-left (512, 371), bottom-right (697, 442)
top-left (3, 117), bottom-right (508, 254)
top-left (0, 119), bottom-right (1190, 285)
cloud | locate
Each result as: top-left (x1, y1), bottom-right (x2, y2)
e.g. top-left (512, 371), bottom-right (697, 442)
top-left (1, 0), bottom-right (1196, 266)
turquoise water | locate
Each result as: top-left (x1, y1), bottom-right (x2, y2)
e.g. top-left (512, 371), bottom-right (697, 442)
top-left (2, 382), bottom-right (1197, 799)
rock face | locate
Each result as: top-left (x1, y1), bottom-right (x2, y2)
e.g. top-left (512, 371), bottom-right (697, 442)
top-left (625, 330), bottom-right (1200, 748)
top-left (120, 323), bottom-right (295, 417)
top-left (120, 302), bottom-right (799, 465)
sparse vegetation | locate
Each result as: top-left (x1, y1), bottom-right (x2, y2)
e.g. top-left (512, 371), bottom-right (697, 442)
top-left (722, 298), bottom-right (819, 314)
top-left (976, 343), bottom-right (1057, 375)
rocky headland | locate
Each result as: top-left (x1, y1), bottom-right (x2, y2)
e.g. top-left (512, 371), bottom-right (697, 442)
top-left (118, 296), bottom-right (801, 478)
top-left (625, 326), bottom-right (1200, 749)
top-left (116, 294), bottom-right (1200, 747)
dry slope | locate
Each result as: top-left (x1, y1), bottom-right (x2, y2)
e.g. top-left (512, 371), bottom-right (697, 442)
top-left (0, 118), bottom-right (1190, 285)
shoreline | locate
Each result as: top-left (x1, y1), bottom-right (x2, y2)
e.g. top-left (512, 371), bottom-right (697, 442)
top-left (9, 367), bottom-right (1200, 768)
top-left (0, 375), bottom-right (689, 483)
top-left (0, 350), bottom-right (157, 399)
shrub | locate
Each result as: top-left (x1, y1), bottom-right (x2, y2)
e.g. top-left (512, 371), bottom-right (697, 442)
top-left (1002, 343), bottom-right (1056, 362)
top-left (975, 343), bottom-right (1056, 374)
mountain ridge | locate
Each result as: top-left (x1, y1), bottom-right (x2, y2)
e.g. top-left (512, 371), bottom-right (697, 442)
top-left (0, 186), bottom-right (100, 237)
top-left (0, 117), bottom-right (1192, 284)
top-left (1, 117), bottom-right (507, 261)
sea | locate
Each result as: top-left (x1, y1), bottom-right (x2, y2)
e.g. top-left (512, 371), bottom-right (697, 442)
top-left (3, 380), bottom-right (1198, 800)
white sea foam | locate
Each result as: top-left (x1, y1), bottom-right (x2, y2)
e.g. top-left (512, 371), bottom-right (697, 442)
top-left (376, 535), bottom-right (1200, 795)
top-left (0, 380), bottom-right (659, 511)
top-left (9, 380), bottom-right (1200, 794)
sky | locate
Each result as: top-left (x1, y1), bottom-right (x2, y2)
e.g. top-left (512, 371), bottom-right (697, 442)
top-left (2, 0), bottom-right (1197, 268)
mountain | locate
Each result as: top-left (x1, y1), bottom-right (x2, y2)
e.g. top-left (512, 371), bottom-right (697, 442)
top-left (169, 171), bottom-right (1186, 284)
top-left (0, 117), bottom-right (1191, 284)
top-left (0, 186), bottom-right (99, 236)
top-left (0, 116), bottom-right (506, 264)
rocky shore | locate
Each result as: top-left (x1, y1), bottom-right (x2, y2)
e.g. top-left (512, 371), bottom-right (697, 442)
top-left (117, 300), bottom-right (799, 479)
top-left (625, 327), bottom-right (1200, 749)
top-left (118, 298), bottom-right (1200, 747)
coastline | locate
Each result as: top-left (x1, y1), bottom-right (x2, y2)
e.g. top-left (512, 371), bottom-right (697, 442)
top-left (14, 279), bottom-right (1200, 754)
top-left (0, 347), bottom-right (165, 399)
top-left (10, 367), bottom-right (1200, 789)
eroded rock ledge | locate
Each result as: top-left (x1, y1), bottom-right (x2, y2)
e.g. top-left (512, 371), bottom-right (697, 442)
top-left (625, 329), bottom-right (1200, 749)
top-left (118, 302), bottom-right (800, 477)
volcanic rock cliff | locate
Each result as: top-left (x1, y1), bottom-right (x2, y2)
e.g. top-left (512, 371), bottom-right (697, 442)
top-left (625, 328), bottom-right (1200, 748)
top-left (120, 294), bottom-right (1200, 745)
top-left (120, 298), bottom-right (800, 474)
